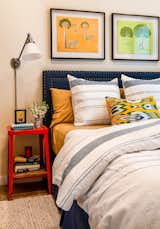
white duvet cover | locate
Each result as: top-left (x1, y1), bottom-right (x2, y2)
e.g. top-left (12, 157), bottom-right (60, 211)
top-left (52, 119), bottom-right (160, 229)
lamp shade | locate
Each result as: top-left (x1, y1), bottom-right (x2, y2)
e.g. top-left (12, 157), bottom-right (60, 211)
top-left (22, 42), bottom-right (41, 61)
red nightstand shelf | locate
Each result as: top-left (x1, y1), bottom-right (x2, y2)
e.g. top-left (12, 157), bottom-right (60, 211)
top-left (7, 125), bottom-right (51, 200)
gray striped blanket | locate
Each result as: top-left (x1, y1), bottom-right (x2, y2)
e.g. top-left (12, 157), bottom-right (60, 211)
top-left (52, 119), bottom-right (160, 229)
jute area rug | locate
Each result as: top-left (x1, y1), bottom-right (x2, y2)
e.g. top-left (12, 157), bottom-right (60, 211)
top-left (0, 195), bottom-right (60, 229)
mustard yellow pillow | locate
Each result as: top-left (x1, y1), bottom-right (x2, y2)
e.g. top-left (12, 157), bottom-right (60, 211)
top-left (50, 88), bottom-right (74, 128)
top-left (106, 96), bottom-right (160, 125)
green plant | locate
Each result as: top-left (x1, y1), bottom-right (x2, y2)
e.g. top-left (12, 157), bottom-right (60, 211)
top-left (29, 101), bottom-right (49, 119)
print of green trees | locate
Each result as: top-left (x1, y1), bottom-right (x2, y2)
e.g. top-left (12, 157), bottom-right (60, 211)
top-left (117, 21), bottom-right (153, 55)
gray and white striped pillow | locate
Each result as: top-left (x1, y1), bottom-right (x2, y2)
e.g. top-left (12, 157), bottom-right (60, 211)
top-left (67, 74), bottom-right (120, 126)
top-left (122, 74), bottom-right (160, 110)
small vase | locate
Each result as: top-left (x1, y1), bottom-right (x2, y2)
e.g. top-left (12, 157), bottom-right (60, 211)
top-left (34, 117), bottom-right (42, 128)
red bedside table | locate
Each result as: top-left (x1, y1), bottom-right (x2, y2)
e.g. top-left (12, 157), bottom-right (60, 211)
top-left (7, 125), bottom-right (51, 200)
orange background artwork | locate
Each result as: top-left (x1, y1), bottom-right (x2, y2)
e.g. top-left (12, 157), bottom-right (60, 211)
top-left (57, 16), bottom-right (98, 53)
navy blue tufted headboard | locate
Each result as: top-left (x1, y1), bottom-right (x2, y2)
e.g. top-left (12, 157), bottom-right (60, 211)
top-left (42, 70), bottom-right (160, 127)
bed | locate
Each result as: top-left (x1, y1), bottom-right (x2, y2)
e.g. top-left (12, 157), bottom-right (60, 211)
top-left (43, 70), bottom-right (160, 229)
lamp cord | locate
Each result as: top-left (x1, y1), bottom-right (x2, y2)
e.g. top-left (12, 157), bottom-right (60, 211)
top-left (14, 68), bottom-right (17, 110)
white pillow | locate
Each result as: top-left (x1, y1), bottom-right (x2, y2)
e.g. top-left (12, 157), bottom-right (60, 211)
top-left (122, 74), bottom-right (160, 110)
top-left (67, 74), bottom-right (120, 126)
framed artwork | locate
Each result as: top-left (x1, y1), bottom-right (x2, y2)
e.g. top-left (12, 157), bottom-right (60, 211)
top-left (112, 13), bottom-right (159, 60)
top-left (15, 109), bottom-right (26, 124)
top-left (50, 8), bottom-right (105, 59)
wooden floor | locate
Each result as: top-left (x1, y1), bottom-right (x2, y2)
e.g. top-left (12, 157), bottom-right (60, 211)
top-left (0, 180), bottom-right (49, 201)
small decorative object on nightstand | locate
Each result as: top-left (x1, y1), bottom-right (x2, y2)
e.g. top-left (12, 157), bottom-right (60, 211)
top-left (24, 146), bottom-right (32, 158)
top-left (15, 109), bottom-right (26, 124)
top-left (7, 125), bottom-right (51, 200)
top-left (29, 101), bottom-right (48, 128)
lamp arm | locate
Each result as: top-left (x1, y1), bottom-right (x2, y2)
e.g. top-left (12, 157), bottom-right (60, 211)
top-left (17, 33), bottom-right (31, 60)
top-left (10, 33), bottom-right (33, 69)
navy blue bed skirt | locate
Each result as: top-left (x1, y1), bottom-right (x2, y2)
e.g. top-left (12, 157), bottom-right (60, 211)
top-left (60, 201), bottom-right (90, 229)
top-left (52, 185), bottom-right (89, 229)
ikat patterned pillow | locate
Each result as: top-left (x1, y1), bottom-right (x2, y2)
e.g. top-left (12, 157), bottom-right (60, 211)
top-left (106, 96), bottom-right (160, 125)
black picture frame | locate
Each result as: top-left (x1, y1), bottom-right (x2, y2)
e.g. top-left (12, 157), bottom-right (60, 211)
top-left (112, 13), bottom-right (159, 61)
top-left (15, 109), bottom-right (26, 124)
top-left (50, 8), bottom-right (105, 60)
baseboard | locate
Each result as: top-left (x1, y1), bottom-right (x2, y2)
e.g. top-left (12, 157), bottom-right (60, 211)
top-left (0, 175), bottom-right (7, 186)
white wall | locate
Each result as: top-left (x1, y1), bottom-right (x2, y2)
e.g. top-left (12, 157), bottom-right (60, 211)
top-left (0, 0), bottom-right (160, 184)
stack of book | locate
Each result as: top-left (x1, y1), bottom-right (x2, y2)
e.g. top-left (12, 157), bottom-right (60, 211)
top-left (14, 155), bottom-right (40, 173)
top-left (11, 123), bottom-right (34, 130)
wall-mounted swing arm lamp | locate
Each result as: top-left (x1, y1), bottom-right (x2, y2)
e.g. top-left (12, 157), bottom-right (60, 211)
top-left (10, 33), bottom-right (41, 123)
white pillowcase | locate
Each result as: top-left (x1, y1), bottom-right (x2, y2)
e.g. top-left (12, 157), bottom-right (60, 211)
top-left (67, 74), bottom-right (120, 126)
top-left (122, 74), bottom-right (160, 110)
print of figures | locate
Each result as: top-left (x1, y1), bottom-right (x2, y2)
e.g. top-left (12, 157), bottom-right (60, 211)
top-left (118, 20), bottom-right (153, 55)
top-left (57, 16), bottom-right (98, 53)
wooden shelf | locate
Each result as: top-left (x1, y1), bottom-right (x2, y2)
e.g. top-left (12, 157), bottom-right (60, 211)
top-left (13, 169), bottom-right (47, 179)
